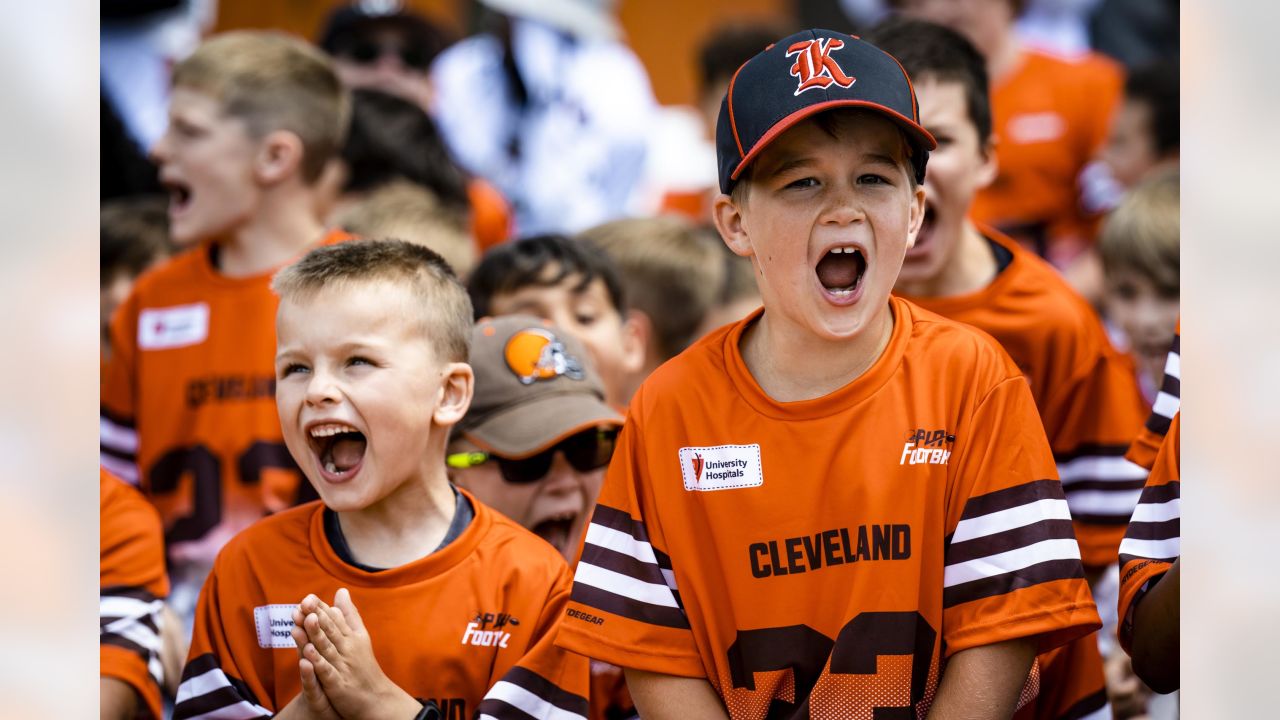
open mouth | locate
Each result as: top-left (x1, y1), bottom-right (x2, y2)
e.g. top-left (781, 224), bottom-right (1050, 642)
top-left (163, 179), bottom-right (193, 216)
top-left (308, 422), bottom-right (367, 482)
top-left (531, 511), bottom-right (579, 556)
top-left (815, 245), bottom-right (867, 300)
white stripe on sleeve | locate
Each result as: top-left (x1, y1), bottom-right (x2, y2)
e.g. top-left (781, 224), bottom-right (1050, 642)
top-left (480, 680), bottom-right (588, 720)
top-left (584, 522), bottom-right (659, 565)
top-left (1164, 351), bottom-right (1181, 381)
top-left (944, 538), bottom-right (1082, 587)
top-left (1130, 497), bottom-right (1181, 524)
top-left (1152, 390), bottom-right (1180, 419)
top-left (1057, 456), bottom-right (1148, 484)
top-left (176, 667), bottom-right (273, 719)
top-left (100, 453), bottom-right (139, 484)
top-left (574, 562), bottom-right (680, 608)
top-left (1118, 536), bottom-right (1180, 560)
top-left (100, 415), bottom-right (139, 453)
top-left (1064, 488), bottom-right (1144, 516)
top-left (951, 499), bottom-right (1072, 543)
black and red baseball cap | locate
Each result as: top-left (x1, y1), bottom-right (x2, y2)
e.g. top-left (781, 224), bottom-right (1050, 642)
top-left (716, 28), bottom-right (937, 195)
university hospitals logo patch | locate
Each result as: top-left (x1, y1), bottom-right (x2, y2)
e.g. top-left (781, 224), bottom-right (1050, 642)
top-left (138, 302), bottom-right (210, 350)
top-left (785, 38), bottom-right (856, 96)
top-left (678, 444), bottom-right (763, 492)
top-left (254, 604), bottom-right (299, 649)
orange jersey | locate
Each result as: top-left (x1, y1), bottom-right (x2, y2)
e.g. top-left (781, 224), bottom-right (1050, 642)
top-left (173, 490), bottom-right (588, 719)
top-left (1117, 412), bottom-right (1179, 654)
top-left (902, 230), bottom-right (1148, 570)
top-left (100, 231), bottom-right (351, 619)
top-left (557, 298), bottom-right (1100, 719)
top-left (973, 48), bottom-right (1123, 255)
top-left (1126, 324), bottom-right (1180, 470)
top-left (101, 468), bottom-right (170, 720)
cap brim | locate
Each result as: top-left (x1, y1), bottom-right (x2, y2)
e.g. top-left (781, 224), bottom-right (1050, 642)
top-left (464, 393), bottom-right (623, 458)
top-left (730, 99), bottom-right (937, 183)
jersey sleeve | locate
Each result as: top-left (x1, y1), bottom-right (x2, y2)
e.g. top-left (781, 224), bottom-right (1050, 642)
top-left (555, 410), bottom-right (704, 677)
top-left (101, 292), bottom-right (141, 485)
top-left (173, 557), bottom-right (275, 719)
top-left (1126, 328), bottom-right (1181, 470)
top-left (1044, 344), bottom-right (1151, 569)
top-left (100, 470), bottom-right (169, 719)
top-left (942, 376), bottom-right (1101, 656)
top-left (479, 563), bottom-right (590, 720)
top-left (1117, 412), bottom-right (1180, 654)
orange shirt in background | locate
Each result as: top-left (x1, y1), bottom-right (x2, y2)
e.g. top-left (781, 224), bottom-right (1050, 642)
top-left (974, 49), bottom-right (1123, 262)
top-left (467, 177), bottom-right (514, 253)
top-left (1117, 412), bottom-right (1179, 654)
top-left (101, 468), bottom-right (170, 720)
top-left (99, 230), bottom-right (352, 622)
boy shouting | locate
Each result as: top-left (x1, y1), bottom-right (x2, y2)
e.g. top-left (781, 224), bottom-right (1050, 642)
top-left (174, 240), bottom-right (587, 719)
top-left (557, 29), bottom-right (1099, 718)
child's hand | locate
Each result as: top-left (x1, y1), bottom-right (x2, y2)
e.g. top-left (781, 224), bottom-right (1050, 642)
top-left (286, 610), bottom-right (341, 720)
top-left (298, 588), bottom-right (423, 720)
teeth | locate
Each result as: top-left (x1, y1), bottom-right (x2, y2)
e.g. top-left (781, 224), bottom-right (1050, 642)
top-left (325, 460), bottom-right (338, 474)
top-left (310, 423), bottom-right (357, 438)
top-left (831, 246), bottom-right (859, 255)
top-left (830, 288), bottom-right (855, 297)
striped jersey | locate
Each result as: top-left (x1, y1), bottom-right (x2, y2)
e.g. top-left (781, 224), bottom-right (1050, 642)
top-left (1117, 412), bottom-right (1180, 653)
top-left (174, 490), bottom-right (588, 720)
top-left (556, 298), bottom-right (1100, 719)
top-left (101, 467), bottom-right (170, 720)
top-left (99, 231), bottom-right (351, 622)
top-left (903, 229), bottom-right (1150, 570)
top-left (1126, 324), bottom-right (1180, 470)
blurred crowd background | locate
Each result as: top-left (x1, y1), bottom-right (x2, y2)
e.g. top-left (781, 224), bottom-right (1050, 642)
top-left (16, 0), bottom-right (1253, 717)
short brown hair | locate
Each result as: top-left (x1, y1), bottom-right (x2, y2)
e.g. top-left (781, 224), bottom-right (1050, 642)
top-left (101, 195), bottom-right (173, 286)
top-left (1098, 170), bottom-right (1179, 294)
top-left (172, 31), bottom-right (350, 182)
top-left (272, 239), bottom-right (473, 362)
top-left (579, 216), bottom-right (725, 360)
top-left (333, 180), bottom-right (477, 278)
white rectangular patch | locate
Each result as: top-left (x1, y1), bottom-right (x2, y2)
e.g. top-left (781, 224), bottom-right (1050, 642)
top-left (138, 303), bottom-right (210, 350)
top-left (678, 444), bottom-right (762, 492)
top-left (254, 604), bottom-right (299, 649)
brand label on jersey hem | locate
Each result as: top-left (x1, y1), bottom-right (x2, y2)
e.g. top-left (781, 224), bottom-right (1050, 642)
top-left (679, 444), bottom-right (763, 491)
top-left (254, 604), bottom-right (299, 649)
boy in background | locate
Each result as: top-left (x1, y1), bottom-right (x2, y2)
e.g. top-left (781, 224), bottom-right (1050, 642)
top-left (468, 235), bottom-right (645, 407)
top-left (1102, 61), bottom-right (1180, 193)
top-left (175, 240), bottom-right (587, 719)
top-left (101, 468), bottom-right (170, 720)
top-left (894, 0), bottom-right (1123, 276)
top-left (99, 31), bottom-right (353, 625)
top-left (448, 314), bottom-right (622, 563)
top-left (334, 179), bottom-right (476, 279)
top-left (579, 216), bottom-right (726, 372)
top-left (449, 315), bottom-right (633, 720)
top-left (558, 29), bottom-right (1099, 718)
top-left (100, 195), bottom-right (172, 352)
top-left (872, 17), bottom-right (1150, 719)
top-left (1098, 171), bottom-right (1179, 403)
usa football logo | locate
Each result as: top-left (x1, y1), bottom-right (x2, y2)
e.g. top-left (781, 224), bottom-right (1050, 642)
top-left (785, 38), bottom-right (856, 96)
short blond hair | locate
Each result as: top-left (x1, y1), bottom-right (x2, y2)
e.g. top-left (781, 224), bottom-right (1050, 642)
top-left (272, 239), bottom-right (473, 362)
top-left (1099, 170), bottom-right (1179, 293)
top-left (334, 180), bottom-right (477, 278)
top-left (172, 31), bottom-right (350, 182)
top-left (579, 216), bottom-right (726, 360)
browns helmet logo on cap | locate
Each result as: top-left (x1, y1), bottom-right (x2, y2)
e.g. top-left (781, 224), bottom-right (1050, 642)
top-left (504, 328), bottom-right (585, 385)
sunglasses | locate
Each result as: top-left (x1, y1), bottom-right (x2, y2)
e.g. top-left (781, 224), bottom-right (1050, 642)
top-left (447, 427), bottom-right (618, 484)
top-left (342, 40), bottom-right (432, 72)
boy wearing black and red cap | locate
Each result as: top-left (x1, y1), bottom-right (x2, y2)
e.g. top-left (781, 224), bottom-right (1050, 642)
top-left (556, 30), bottom-right (1100, 718)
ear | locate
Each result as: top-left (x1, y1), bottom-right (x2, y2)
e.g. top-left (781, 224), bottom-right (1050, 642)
top-left (434, 362), bottom-right (475, 426)
top-left (626, 309), bottom-right (660, 371)
top-left (975, 134), bottom-right (998, 191)
top-left (905, 182), bottom-right (927, 249)
top-left (254, 130), bottom-right (306, 185)
top-left (619, 309), bottom-right (648, 375)
top-left (712, 193), bottom-right (754, 259)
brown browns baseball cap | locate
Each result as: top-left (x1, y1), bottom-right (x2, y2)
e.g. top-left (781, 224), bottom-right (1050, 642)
top-left (456, 315), bottom-right (623, 458)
